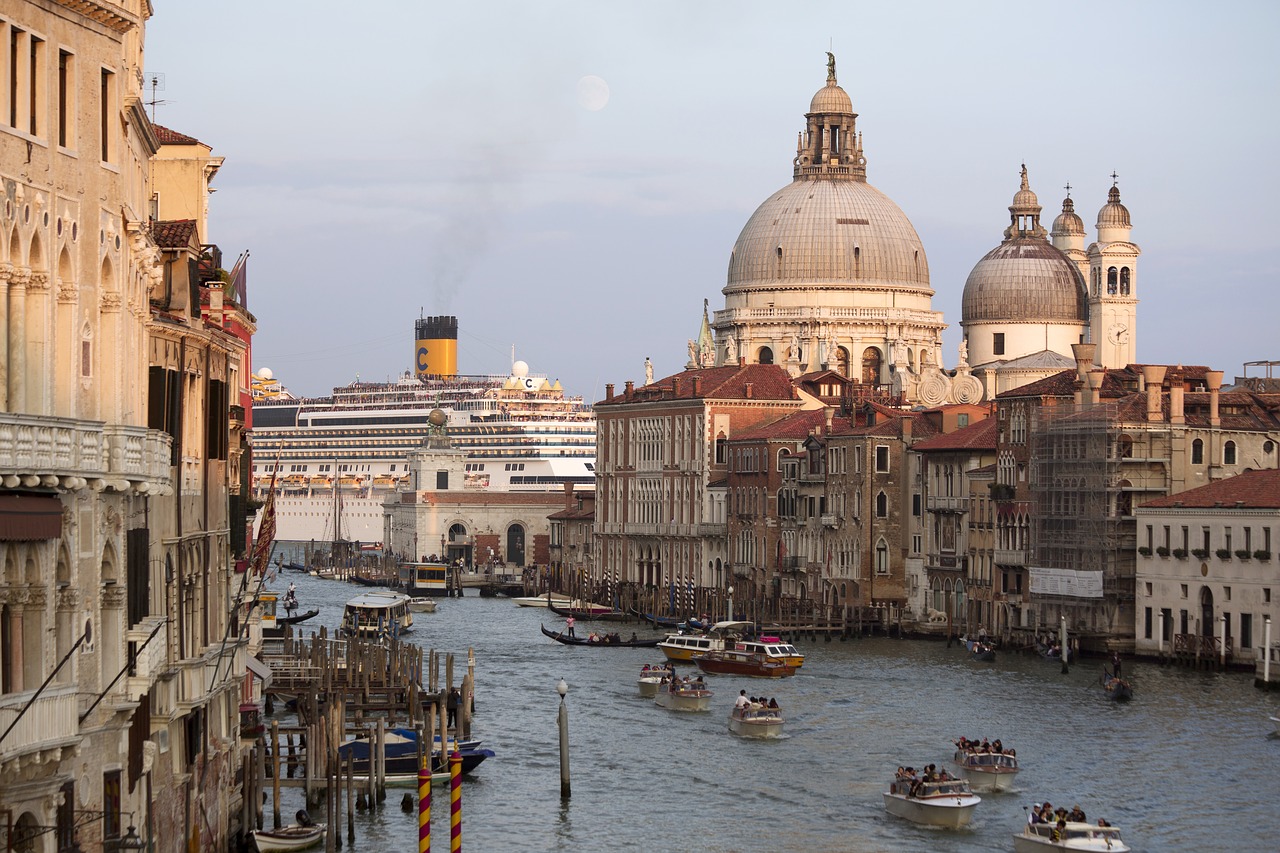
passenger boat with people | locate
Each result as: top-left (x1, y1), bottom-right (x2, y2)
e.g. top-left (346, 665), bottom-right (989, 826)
top-left (259, 592), bottom-right (318, 639)
top-left (657, 620), bottom-right (753, 662)
top-left (952, 741), bottom-right (1019, 791)
top-left (962, 636), bottom-right (996, 662)
top-left (637, 663), bottom-right (674, 697)
top-left (728, 703), bottom-right (784, 738)
top-left (654, 679), bottom-right (713, 712)
top-left (251, 816), bottom-right (326, 852)
top-left (694, 648), bottom-right (797, 678)
top-left (540, 624), bottom-right (661, 647)
top-left (1100, 669), bottom-right (1132, 701)
top-left (339, 592), bottom-right (413, 641)
top-left (1012, 813), bottom-right (1129, 851)
top-left (1035, 640), bottom-right (1074, 664)
top-left (883, 773), bottom-right (981, 828)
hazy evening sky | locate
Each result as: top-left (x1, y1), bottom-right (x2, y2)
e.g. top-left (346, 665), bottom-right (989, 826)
top-left (146, 1), bottom-right (1279, 400)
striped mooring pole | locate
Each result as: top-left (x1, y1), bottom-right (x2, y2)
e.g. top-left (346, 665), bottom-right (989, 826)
top-left (449, 751), bottom-right (462, 851)
top-left (418, 767), bottom-right (431, 853)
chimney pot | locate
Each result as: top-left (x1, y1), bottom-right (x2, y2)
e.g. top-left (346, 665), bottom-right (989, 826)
top-left (605, 383), bottom-right (614, 401)
top-left (745, 382), bottom-right (754, 399)
top-left (1141, 365), bottom-right (1167, 422)
top-left (624, 380), bottom-right (634, 395)
top-left (1206, 370), bottom-right (1224, 426)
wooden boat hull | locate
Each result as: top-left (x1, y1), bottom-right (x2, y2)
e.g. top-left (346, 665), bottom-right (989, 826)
top-left (251, 825), bottom-right (326, 853)
top-left (882, 791), bottom-right (980, 828)
top-left (540, 624), bottom-right (661, 647)
top-left (728, 708), bottom-right (784, 738)
top-left (694, 652), bottom-right (796, 678)
top-left (547, 601), bottom-right (625, 620)
top-left (654, 689), bottom-right (712, 712)
top-left (512, 595), bottom-right (573, 608)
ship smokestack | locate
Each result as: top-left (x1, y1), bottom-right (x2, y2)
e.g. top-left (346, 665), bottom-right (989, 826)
top-left (415, 315), bottom-right (459, 378)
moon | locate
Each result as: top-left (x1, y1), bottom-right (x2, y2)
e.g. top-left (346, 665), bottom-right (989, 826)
top-left (576, 75), bottom-right (610, 111)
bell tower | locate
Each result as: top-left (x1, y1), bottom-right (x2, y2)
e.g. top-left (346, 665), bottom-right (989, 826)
top-left (1087, 178), bottom-right (1140, 369)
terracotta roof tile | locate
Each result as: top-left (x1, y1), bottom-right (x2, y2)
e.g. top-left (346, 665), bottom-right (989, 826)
top-left (150, 219), bottom-right (198, 248)
top-left (913, 417), bottom-right (999, 452)
top-left (597, 364), bottom-right (797, 406)
top-left (1140, 467), bottom-right (1280, 510)
top-left (153, 124), bottom-right (200, 145)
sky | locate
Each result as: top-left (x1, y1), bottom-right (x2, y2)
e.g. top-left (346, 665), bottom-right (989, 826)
top-left (145, 1), bottom-right (1280, 401)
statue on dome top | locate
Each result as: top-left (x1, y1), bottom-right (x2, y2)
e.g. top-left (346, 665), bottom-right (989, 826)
top-left (826, 52), bottom-right (837, 83)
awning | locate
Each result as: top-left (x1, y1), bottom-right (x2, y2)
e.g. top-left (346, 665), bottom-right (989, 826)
top-left (245, 655), bottom-right (273, 689)
top-left (0, 493), bottom-right (64, 540)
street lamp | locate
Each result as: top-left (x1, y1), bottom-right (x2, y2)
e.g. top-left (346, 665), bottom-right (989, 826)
top-left (556, 678), bottom-right (570, 798)
top-left (727, 586), bottom-right (734, 623)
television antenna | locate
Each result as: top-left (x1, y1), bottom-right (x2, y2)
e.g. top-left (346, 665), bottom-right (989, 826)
top-left (145, 72), bottom-right (168, 121)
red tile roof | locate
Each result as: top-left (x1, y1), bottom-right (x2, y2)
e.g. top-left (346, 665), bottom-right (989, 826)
top-left (150, 219), bottom-right (198, 248)
top-left (598, 364), bottom-right (797, 406)
top-left (913, 417), bottom-right (999, 452)
top-left (153, 124), bottom-right (200, 145)
top-left (1140, 467), bottom-right (1280, 510)
top-left (732, 408), bottom-right (831, 442)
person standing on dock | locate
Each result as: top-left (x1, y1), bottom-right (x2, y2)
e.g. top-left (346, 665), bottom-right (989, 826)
top-left (447, 687), bottom-right (460, 730)
top-left (566, 615), bottom-right (576, 638)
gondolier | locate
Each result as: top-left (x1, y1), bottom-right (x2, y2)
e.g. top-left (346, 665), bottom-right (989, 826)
top-left (566, 615), bottom-right (576, 637)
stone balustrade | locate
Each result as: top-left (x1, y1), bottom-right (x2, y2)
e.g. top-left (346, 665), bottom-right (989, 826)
top-left (0, 414), bottom-right (173, 492)
top-left (125, 616), bottom-right (169, 701)
top-left (0, 684), bottom-right (80, 764)
top-left (713, 305), bottom-right (943, 326)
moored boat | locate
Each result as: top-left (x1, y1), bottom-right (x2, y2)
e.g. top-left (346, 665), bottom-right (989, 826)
top-left (547, 600), bottom-right (624, 619)
top-left (728, 703), bottom-right (784, 738)
top-left (1012, 815), bottom-right (1129, 852)
top-left (407, 597), bottom-right (437, 613)
top-left (654, 679), bottom-right (712, 712)
top-left (952, 743), bottom-right (1019, 791)
top-left (398, 561), bottom-right (449, 597)
top-left (694, 649), bottom-right (797, 678)
top-left (251, 820), bottom-right (325, 853)
top-left (883, 774), bottom-right (981, 828)
top-left (512, 593), bottom-right (574, 608)
top-left (337, 728), bottom-right (493, 785)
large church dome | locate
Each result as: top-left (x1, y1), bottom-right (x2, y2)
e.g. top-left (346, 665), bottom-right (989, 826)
top-left (726, 179), bottom-right (930, 290)
top-left (961, 166), bottom-right (1086, 324)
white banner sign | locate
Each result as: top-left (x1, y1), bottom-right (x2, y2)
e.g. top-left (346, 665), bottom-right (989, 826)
top-left (1029, 567), bottom-right (1104, 599)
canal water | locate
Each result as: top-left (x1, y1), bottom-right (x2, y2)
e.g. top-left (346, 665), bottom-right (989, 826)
top-left (265, 570), bottom-right (1277, 852)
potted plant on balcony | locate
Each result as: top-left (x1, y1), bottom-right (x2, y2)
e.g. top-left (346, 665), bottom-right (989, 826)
top-left (1254, 549), bottom-right (1272, 561)
top-left (1137, 546), bottom-right (1153, 557)
top-left (1235, 549), bottom-right (1252, 560)
top-left (1172, 548), bottom-right (1189, 559)
top-left (1155, 546), bottom-right (1170, 558)
top-left (1215, 548), bottom-right (1233, 560)
top-left (1191, 548), bottom-right (1210, 559)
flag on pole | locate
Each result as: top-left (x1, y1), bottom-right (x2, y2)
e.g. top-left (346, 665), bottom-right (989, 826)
top-left (248, 466), bottom-right (278, 576)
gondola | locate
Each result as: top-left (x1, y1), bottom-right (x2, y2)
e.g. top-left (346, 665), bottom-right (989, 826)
top-left (627, 607), bottom-right (683, 628)
top-left (1100, 668), bottom-right (1133, 701)
top-left (1034, 640), bottom-right (1074, 664)
top-left (348, 574), bottom-right (385, 587)
top-left (962, 637), bottom-right (996, 662)
top-left (540, 624), bottom-right (661, 647)
top-left (546, 601), bottom-right (630, 622)
top-left (278, 608), bottom-right (319, 625)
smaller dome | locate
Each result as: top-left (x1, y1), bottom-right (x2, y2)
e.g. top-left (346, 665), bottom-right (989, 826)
top-left (512, 360), bottom-right (529, 378)
top-left (961, 240), bottom-right (1087, 324)
top-left (809, 82), bottom-right (853, 115)
top-left (1051, 196), bottom-right (1085, 236)
top-left (428, 409), bottom-right (447, 427)
top-left (1010, 164), bottom-right (1040, 212)
top-left (257, 367), bottom-right (274, 380)
top-left (1097, 185), bottom-right (1131, 228)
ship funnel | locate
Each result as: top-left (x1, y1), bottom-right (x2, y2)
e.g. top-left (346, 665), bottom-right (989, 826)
top-left (415, 315), bottom-right (458, 378)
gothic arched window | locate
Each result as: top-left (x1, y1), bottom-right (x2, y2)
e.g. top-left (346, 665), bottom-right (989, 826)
top-left (1120, 267), bottom-right (1131, 295)
top-left (1107, 267), bottom-right (1118, 294)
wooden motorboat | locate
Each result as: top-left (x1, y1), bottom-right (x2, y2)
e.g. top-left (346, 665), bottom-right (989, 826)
top-left (637, 664), bottom-right (674, 697)
top-left (407, 597), bottom-right (437, 613)
top-left (251, 823), bottom-right (325, 853)
top-left (547, 600), bottom-right (626, 620)
top-left (883, 775), bottom-right (981, 828)
top-left (1012, 816), bottom-right (1130, 851)
top-left (1100, 669), bottom-right (1133, 701)
top-left (728, 703), bottom-right (784, 738)
top-left (952, 746), bottom-right (1019, 792)
top-left (512, 593), bottom-right (573, 608)
top-left (540, 624), bottom-right (660, 647)
top-left (694, 649), bottom-right (796, 678)
top-left (654, 681), bottom-right (712, 712)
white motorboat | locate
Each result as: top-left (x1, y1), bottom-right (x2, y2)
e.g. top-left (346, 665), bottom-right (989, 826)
top-left (728, 704), bottom-right (784, 738)
top-left (251, 824), bottom-right (326, 853)
top-left (1012, 820), bottom-right (1130, 852)
top-left (637, 664), bottom-right (673, 698)
top-left (407, 597), bottom-right (437, 613)
top-left (654, 681), bottom-right (712, 712)
top-left (883, 776), bottom-right (981, 828)
top-left (512, 593), bottom-right (573, 608)
top-left (953, 747), bottom-right (1019, 791)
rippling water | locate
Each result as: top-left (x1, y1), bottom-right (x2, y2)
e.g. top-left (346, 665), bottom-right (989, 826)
top-left (265, 571), bottom-right (1278, 852)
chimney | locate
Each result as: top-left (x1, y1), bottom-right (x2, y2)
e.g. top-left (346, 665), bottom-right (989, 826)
top-left (1169, 370), bottom-right (1185, 425)
top-left (605, 383), bottom-right (614, 402)
top-left (824, 407), bottom-right (834, 432)
top-left (672, 376), bottom-right (682, 396)
top-left (1071, 343), bottom-right (1096, 383)
top-left (1141, 365), bottom-right (1167, 422)
top-left (1086, 370), bottom-right (1104, 409)
top-left (624, 380), bottom-right (634, 395)
top-left (901, 415), bottom-right (912, 442)
top-left (692, 376), bottom-right (703, 396)
top-left (1205, 370), bottom-right (1224, 427)
top-left (738, 356), bottom-right (746, 367)
top-left (744, 382), bottom-right (754, 399)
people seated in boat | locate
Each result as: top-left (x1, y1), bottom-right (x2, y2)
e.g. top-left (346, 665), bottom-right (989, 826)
top-left (1096, 818), bottom-right (1111, 827)
top-left (693, 675), bottom-right (705, 688)
top-left (1068, 804), bottom-right (1087, 823)
top-left (767, 697), bottom-right (779, 709)
top-left (735, 690), bottom-right (750, 710)
top-left (630, 632), bottom-right (638, 643)
top-left (1051, 818), bottom-right (1067, 842)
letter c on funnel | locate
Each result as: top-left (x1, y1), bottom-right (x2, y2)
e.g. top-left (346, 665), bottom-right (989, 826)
top-left (417, 346), bottom-right (429, 372)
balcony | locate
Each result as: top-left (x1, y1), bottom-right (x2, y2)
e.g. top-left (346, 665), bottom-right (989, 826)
top-left (0, 412), bottom-right (104, 479)
top-left (104, 425), bottom-right (173, 483)
top-left (126, 616), bottom-right (169, 701)
top-left (799, 471), bottom-right (825, 484)
top-left (994, 547), bottom-right (1030, 566)
top-left (0, 684), bottom-right (81, 765)
top-left (172, 641), bottom-right (247, 712)
top-left (820, 514), bottom-right (839, 528)
top-left (926, 495), bottom-right (967, 512)
top-left (696, 522), bottom-right (727, 537)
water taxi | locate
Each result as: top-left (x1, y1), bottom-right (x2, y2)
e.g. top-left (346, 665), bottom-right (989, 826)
top-left (883, 775), bottom-right (981, 828)
top-left (1012, 818), bottom-right (1129, 851)
top-left (953, 745), bottom-right (1019, 792)
top-left (637, 663), bottom-right (673, 697)
top-left (728, 704), bottom-right (784, 738)
top-left (695, 648), bottom-right (797, 678)
top-left (654, 679), bottom-right (712, 712)
top-left (340, 592), bottom-right (414, 641)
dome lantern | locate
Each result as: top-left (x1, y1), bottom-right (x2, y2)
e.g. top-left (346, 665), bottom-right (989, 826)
top-left (794, 52), bottom-right (865, 183)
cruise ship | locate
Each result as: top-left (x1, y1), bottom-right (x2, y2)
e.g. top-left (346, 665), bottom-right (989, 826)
top-left (249, 316), bottom-right (595, 545)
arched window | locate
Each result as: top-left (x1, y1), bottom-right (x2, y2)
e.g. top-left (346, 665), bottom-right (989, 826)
top-left (875, 538), bottom-right (889, 574)
top-left (775, 246), bottom-right (784, 280)
top-left (506, 524), bottom-right (526, 567)
top-left (1224, 441), bottom-right (1237, 466)
top-left (1107, 267), bottom-right (1118, 294)
top-left (1120, 267), bottom-right (1131, 295)
top-left (1116, 434), bottom-right (1134, 459)
top-left (837, 346), bottom-right (851, 378)
top-left (861, 347), bottom-right (882, 385)
top-left (1191, 438), bottom-right (1204, 465)
top-left (758, 346), bottom-right (774, 365)
top-left (876, 491), bottom-right (888, 518)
